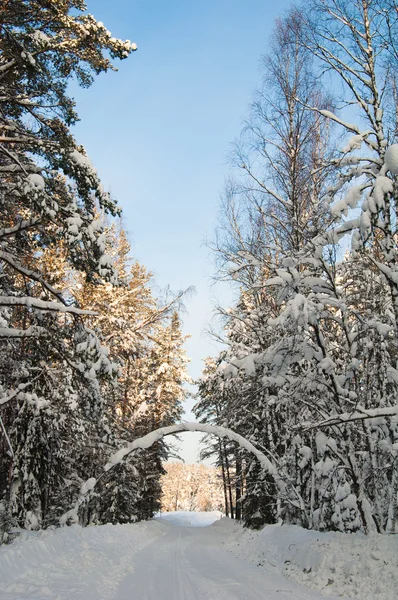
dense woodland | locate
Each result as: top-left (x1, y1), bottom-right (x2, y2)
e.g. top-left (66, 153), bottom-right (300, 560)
top-left (0, 0), bottom-right (190, 538)
top-left (1, 0), bottom-right (398, 540)
top-left (195, 0), bottom-right (398, 534)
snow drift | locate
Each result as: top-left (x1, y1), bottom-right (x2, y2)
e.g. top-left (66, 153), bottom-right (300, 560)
top-left (0, 520), bottom-right (168, 600)
top-left (221, 520), bottom-right (398, 600)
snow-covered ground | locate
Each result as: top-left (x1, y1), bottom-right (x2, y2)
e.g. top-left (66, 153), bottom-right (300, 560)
top-left (0, 512), bottom-right (395, 599)
top-left (222, 519), bottom-right (398, 600)
top-left (156, 509), bottom-right (224, 527)
top-left (0, 519), bottom-right (167, 600)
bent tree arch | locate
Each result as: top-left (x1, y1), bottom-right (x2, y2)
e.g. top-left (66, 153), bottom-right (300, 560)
top-left (61, 422), bottom-right (282, 525)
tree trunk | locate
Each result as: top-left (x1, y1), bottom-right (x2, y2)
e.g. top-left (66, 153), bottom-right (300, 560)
top-left (219, 441), bottom-right (229, 517)
top-left (235, 449), bottom-right (242, 520)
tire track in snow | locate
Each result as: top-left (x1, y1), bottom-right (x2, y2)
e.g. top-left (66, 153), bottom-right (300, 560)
top-left (115, 518), bottom-right (350, 600)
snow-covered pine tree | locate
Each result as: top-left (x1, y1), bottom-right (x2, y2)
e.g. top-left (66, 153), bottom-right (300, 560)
top-left (134, 312), bottom-right (190, 518)
top-left (0, 0), bottom-right (136, 529)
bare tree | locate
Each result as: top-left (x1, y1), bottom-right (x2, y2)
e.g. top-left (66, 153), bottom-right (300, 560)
top-left (213, 8), bottom-right (333, 293)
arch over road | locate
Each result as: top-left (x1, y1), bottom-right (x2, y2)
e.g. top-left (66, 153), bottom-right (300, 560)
top-left (61, 422), bottom-right (280, 525)
top-left (104, 421), bottom-right (277, 476)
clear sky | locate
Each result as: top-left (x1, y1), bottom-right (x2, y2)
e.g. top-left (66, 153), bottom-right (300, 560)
top-left (73, 0), bottom-right (292, 462)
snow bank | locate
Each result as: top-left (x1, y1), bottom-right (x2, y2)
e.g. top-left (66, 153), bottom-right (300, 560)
top-left (0, 520), bottom-right (168, 600)
top-left (156, 510), bottom-right (223, 527)
top-left (222, 520), bottom-right (397, 600)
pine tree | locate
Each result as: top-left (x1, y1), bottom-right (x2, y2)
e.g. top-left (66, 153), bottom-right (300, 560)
top-left (134, 312), bottom-right (190, 518)
top-left (0, 0), bottom-right (136, 528)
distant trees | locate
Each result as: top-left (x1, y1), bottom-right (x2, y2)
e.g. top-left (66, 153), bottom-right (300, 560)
top-left (161, 462), bottom-right (224, 513)
top-left (197, 1), bottom-right (398, 534)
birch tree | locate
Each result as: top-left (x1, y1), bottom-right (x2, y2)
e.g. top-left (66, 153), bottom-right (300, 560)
top-left (200, 1), bottom-right (398, 533)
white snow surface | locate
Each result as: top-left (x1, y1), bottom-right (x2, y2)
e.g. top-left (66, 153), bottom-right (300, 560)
top-left (0, 520), bottom-right (166, 600)
top-left (0, 513), bottom-right (396, 599)
top-left (156, 510), bottom-right (224, 527)
top-left (223, 520), bottom-right (398, 600)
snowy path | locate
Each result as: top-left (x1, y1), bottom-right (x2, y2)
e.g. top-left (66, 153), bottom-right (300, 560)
top-left (116, 514), bottom-right (346, 600)
top-left (0, 513), bottom-right (351, 600)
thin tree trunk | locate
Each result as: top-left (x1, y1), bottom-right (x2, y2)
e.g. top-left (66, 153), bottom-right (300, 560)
top-left (224, 443), bottom-right (234, 519)
top-left (235, 449), bottom-right (242, 520)
top-left (219, 441), bottom-right (229, 517)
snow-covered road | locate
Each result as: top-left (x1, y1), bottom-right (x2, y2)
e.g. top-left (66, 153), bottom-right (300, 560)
top-left (117, 513), bottom-right (345, 600)
top-left (0, 512), bottom-right (352, 600)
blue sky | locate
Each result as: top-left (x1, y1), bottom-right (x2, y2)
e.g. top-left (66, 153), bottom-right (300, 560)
top-left (73, 0), bottom-right (292, 461)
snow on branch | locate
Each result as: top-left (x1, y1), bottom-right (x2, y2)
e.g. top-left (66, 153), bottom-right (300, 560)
top-left (317, 109), bottom-right (361, 134)
top-left (0, 296), bottom-right (97, 316)
top-left (301, 405), bottom-right (398, 430)
top-left (0, 376), bottom-right (44, 408)
top-left (0, 217), bottom-right (41, 239)
top-left (0, 250), bottom-right (66, 303)
top-left (60, 422), bottom-right (281, 526)
top-left (104, 422), bottom-right (277, 475)
top-left (0, 326), bottom-right (47, 339)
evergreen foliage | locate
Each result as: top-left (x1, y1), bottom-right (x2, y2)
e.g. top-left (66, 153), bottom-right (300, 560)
top-left (0, 1), bottom-right (189, 533)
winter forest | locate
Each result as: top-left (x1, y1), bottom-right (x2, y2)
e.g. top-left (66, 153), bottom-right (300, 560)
top-left (1, 0), bottom-right (398, 592)
top-left (195, 0), bottom-right (398, 535)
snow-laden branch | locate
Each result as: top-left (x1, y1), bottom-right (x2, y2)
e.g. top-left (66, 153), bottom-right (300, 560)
top-left (302, 405), bottom-right (398, 430)
top-left (0, 217), bottom-right (41, 238)
top-left (0, 326), bottom-right (46, 339)
top-left (0, 58), bottom-right (16, 74)
top-left (0, 296), bottom-right (97, 316)
top-left (0, 250), bottom-right (66, 303)
top-left (0, 375), bottom-right (44, 408)
top-left (314, 109), bottom-right (361, 135)
top-left (60, 422), bottom-right (280, 526)
top-left (104, 422), bottom-right (277, 474)
top-left (0, 136), bottom-right (35, 144)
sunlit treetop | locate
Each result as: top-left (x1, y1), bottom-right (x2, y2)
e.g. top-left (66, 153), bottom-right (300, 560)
top-left (0, 0), bottom-right (137, 284)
